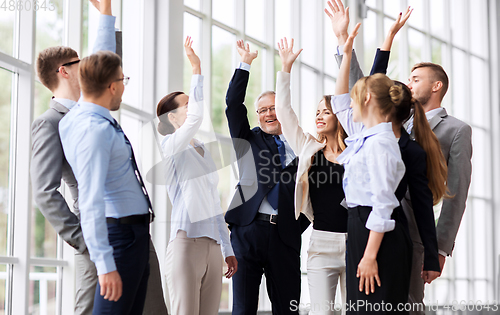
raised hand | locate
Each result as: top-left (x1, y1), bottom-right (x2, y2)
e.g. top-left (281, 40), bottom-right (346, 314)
top-left (343, 22), bottom-right (361, 55)
top-left (89, 0), bottom-right (112, 16)
top-left (184, 36), bottom-right (201, 75)
top-left (277, 38), bottom-right (303, 73)
top-left (236, 40), bottom-right (258, 65)
top-left (381, 6), bottom-right (413, 51)
top-left (324, 0), bottom-right (350, 45)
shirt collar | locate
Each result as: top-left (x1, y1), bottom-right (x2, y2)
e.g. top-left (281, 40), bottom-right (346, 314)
top-left (360, 122), bottom-right (393, 139)
top-left (52, 98), bottom-right (77, 110)
top-left (78, 101), bottom-right (114, 123)
top-left (425, 107), bottom-right (443, 121)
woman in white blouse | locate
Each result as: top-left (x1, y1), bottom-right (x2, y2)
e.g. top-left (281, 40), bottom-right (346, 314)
top-left (275, 26), bottom-right (359, 315)
top-left (157, 37), bottom-right (237, 315)
top-left (335, 59), bottom-right (410, 314)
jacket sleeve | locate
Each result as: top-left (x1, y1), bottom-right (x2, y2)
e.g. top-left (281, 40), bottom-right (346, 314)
top-left (406, 148), bottom-right (440, 271)
top-left (369, 49), bottom-right (390, 75)
top-left (275, 71), bottom-right (309, 155)
top-left (225, 69), bottom-right (253, 141)
top-left (30, 118), bottom-right (86, 253)
top-left (334, 50), bottom-right (364, 91)
top-left (437, 124), bottom-right (473, 256)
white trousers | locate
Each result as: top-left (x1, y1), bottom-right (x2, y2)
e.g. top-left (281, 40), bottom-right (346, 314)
top-left (165, 230), bottom-right (223, 315)
top-left (307, 229), bottom-right (347, 315)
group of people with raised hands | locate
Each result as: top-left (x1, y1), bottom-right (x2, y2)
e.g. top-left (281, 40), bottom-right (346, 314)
top-left (31, 0), bottom-right (472, 314)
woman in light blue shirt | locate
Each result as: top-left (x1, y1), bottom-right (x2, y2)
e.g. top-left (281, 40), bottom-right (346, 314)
top-left (336, 73), bottom-right (410, 313)
top-left (157, 37), bottom-right (237, 315)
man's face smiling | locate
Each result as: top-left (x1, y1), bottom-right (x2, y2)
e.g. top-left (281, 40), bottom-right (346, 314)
top-left (257, 94), bottom-right (282, 135)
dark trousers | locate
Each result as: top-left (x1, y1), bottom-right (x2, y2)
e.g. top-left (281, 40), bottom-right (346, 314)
top-left (93, 220), bottom-right (150, 315)
top-left (231, 220), bottom-right (301, 315)
top-left (346, 206), bottom-right (412, 314)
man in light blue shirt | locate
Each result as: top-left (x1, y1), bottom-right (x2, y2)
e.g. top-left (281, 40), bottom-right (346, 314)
top-left (59, 48), bottom-right (153, 313)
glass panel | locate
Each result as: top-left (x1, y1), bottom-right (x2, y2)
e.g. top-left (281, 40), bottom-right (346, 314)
top-left (0, 264), bottom-right (5, 314)
top-left (365, 0), bottom-right (376, 8)
top-left (324, 11), bottom-right (338, 78)
top-left (407, 0), bottom-right (424, 30)
top-left (122, 0), bottom-right (143, 109)
top-left (274, 54), bottom-right (281, 87)
top-left (212, 0), bottom-right (234, 28)
top-left (471, 129), bottom-right (489, 199)
top-left (300, 67), bottom-right (318, 135)
top-left (184, 0), bottom-right (200, 11)
top-left (450, 0), bottom-right (466, 49)
top-left (450, 48), bottom-right (467, 120)
top-left (35, 0), bottom-right (64, 60)
top-left (471, 199), bottom-right (489, 280)
top-left (300, 0), bottom-right (318, 67)
top-left (183, 13), bottom-right (202, 93)
top-left (275, 0), bottom-right (291, 50)
top-left (0, 69), bottom-right (12, 257)
top-left (81, 0), bottom-right (90, 58)
top-left (469, 0), bottom-right (487, 58)
top-left (29, 266), bottom-right (57, 315)
top-left (430, 0), bottom-right (445, 39)
top-left (245, 0), bottom-right (265, 42)
top-left (408, 29), bottom-right (424, 71)
top-left (384, 18), bottom-right (399, 79)
top-left (431, 39), bottom-right (444, 65)
top-left (470, 57), bottom-right (487, 129)
top-left (383, 0), bottom-right (400, 16)
top-left (363, 10), bottom-right (377, 75)
top-left (324, 76), bottom-right (335, 95)
top-left (211, 26), bottom-right (235, 136)
top-left (0, 9), bottom-right (15, 56)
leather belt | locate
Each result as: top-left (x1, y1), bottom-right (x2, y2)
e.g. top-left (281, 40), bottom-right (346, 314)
top-left (106, 214), bottom-right (151, 225)
top-left (255, 213), bottom-right (278, 225)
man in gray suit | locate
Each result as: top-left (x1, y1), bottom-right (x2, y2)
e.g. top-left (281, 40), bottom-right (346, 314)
top-left (30, 1), bottom-right (167, 314)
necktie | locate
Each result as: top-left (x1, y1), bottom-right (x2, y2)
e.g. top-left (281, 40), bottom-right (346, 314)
top-left (111, 119), bottom-right (155, 222)
top-left (267, 136), bottom-right (287, 210)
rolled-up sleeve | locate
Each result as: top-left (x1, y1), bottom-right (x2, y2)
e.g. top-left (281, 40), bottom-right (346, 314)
top-left (365, 140), bottom-right (405, 233)
top-left (93, 14), bottom-right (116, 53)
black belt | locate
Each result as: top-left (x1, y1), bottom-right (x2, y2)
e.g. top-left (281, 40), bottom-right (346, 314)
top-left (255, 213), bottom-right (278, 225)
top-left (106, 214), bottom-right (151, 225)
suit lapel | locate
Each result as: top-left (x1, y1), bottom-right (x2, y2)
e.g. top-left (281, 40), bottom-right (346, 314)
top-left (50, 99), bottom-right (70, 115)
top-left (429, 108), bottom-right (447, 131)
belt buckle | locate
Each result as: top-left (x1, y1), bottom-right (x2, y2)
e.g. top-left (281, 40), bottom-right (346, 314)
top-left (269, 214), bottom-right (277, 225)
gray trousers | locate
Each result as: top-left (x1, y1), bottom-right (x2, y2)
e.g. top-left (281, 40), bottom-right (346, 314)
top-left (73, 237), bottom-right (168, 315)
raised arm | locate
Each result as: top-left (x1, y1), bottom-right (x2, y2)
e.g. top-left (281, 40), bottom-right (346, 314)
top-left (337, 23), bottom-right (360, 95)
top-left (370, 6), bottom-right (412, 75)
top-left (162, 37), bottom-right (204, 157)
top-left (90, 0), bottom-right (117, 54)
top-left (225, 40), bottom-right (258, 141)
top-left (275, 38), bottom-right (309, 154)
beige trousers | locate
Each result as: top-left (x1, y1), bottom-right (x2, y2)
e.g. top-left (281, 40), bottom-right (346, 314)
top-left (165, 230), bottom-right (223, 315)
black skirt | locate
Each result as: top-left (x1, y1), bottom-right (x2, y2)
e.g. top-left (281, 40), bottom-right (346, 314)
top-left (346, 206), bottom-right (412, 314)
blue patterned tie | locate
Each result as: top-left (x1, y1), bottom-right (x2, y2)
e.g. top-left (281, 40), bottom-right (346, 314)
top-left (111, 119), bottom-right (155, 222)
top-left (267, 136), bottom-right (287, 209)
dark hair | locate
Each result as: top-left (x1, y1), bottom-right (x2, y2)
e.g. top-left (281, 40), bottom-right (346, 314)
top-left (156, 91), bottom-right (184, 136)
top-left (411, 62), bottom-right (449, 101)
top-left (78, 51), bottom-right (122, 97)
top-left (391, 81), bottom-right (451, 204)
top-left (36, 46), bottom-right (78, 91)
top-left (317, 95), bottom-right (347, 151)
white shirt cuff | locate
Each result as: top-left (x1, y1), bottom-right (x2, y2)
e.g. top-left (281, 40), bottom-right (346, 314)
top-left (337, 45), bottom-right (344, 55)
top-left (438, 249), bottom-right (448, 257)
top-left (238, 62), bottom-right (251, 72)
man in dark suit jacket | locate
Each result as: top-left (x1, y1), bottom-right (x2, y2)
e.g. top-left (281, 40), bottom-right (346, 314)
top-left (225, 40), bottom-right (309, 314)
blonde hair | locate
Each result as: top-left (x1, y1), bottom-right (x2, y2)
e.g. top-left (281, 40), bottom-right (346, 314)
top-left (350, 73), bottom-right (403, 117)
